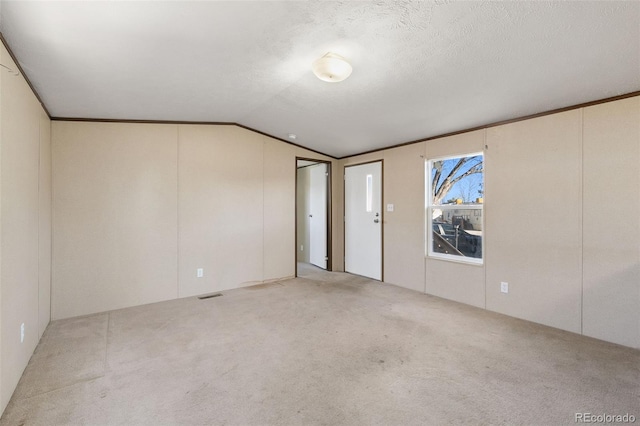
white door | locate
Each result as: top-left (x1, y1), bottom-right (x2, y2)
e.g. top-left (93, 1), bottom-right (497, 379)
top-left (309, 163), bottom-right (327, 269)
top-left (345, 161), bottom-right (382, 280)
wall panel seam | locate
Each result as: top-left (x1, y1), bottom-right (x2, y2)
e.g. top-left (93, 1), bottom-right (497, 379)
top-left (262, 137), bottom-right (266, 282)
top-left (580, 108), bottom-right (584, 336)
top-left (176, 125), bottom-right (180, 299)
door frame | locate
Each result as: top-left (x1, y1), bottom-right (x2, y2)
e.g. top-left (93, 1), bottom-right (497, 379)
top-left (295, 157), bottom-right (332, 276)
top-left (343, 159), bottom-right (384, 281)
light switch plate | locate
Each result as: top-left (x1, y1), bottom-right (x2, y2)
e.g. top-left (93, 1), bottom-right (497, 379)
top-left (387, 204), bottom-right (394, 212)
top-left (500, 282), bottom-right (509, 293)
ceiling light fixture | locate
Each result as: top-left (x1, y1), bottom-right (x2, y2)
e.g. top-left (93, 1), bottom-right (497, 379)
top-left (288, 133), bottom-right (297, 140)
top-left (312, 52), bottom-right (352, 83)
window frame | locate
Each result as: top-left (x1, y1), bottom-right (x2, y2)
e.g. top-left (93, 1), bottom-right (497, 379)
top-left (425, 152), bottom-right (484, 265)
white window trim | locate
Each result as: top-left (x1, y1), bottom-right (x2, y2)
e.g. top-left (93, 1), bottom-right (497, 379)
top-left (425, 152), bottom-right (484, 265)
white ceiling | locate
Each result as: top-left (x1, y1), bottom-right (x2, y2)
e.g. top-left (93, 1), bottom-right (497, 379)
top-left (1, 1), bottom-right (638, 158)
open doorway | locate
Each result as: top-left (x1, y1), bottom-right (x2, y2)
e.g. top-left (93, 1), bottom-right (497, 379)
top-left (296, 158), bottom-right (331, 276)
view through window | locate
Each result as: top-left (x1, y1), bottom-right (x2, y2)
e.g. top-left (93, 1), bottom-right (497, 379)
top-left (426, 153), bottom-right (484, 264)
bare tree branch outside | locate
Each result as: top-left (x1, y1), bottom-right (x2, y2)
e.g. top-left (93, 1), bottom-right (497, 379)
top-left (432, 155), bottom-right (483, 205)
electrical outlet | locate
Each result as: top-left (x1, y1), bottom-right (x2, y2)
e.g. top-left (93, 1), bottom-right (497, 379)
top-left (500, 282), bottom-right (509, 294)
top-left (21, 323), bottom-right (25, 343)
top-left (197, 268), bottom-right (204, 278)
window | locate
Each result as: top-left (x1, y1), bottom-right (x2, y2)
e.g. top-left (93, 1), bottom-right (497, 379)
top-left (426, 153), bottom-right (483, 264)
top-left (366, 174), bottom-right (373, 212)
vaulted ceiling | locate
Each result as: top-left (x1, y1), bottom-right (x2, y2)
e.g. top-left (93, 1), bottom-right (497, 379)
top-left (1, 1), bottom-right (638, 157)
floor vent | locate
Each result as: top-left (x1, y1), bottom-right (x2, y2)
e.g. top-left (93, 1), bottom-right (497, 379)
top-left (198, 293), bottom-right (223, 300)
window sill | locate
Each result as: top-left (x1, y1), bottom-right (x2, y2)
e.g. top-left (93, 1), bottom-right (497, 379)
top-left (426, 253), bottom-right (484, 267)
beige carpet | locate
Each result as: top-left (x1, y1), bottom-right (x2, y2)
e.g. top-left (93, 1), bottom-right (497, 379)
top-left (2, 263), bottom-right (638, 425)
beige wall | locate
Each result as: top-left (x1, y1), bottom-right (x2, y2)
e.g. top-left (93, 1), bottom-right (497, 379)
top-left (0, 48), bottom-right (3, 417)
top-left (582, 97), bottom-right (639, 348)
top-left (338, 96), bottom-right (639, 349)
top-left (485, 110), bottom-right (583, 333)
top-left (0, 44), bottom-right (51, 412)
top-left (38, 110), bottom-right (51, 337)
top-left (263, 138), bottom-right (298, 281)
top-left (52, 122), bottom-right (336, 319)
top-left (52, 122), bottom-right (179, 318)
top-left (178, 125), bottom-right (264, 297)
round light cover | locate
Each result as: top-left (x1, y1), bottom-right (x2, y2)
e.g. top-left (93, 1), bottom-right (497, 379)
top-left (312, 52), bottom-right (352, 82)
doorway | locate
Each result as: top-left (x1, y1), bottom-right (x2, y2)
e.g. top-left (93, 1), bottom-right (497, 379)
top-left (344, 160), bottom-right (383, 280)
top-left (296, 158), bottom-right (331, 275)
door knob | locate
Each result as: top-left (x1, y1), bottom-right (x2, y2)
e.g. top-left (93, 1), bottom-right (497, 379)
top-left (374, 218), bottom-right (380, 223)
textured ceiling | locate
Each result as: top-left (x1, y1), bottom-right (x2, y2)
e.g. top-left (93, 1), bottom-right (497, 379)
top-left (1, 1), bottom-right (638, 158)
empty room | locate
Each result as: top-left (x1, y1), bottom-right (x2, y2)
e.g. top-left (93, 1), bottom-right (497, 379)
top-left (0, 1), bottom-right (638, 425)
